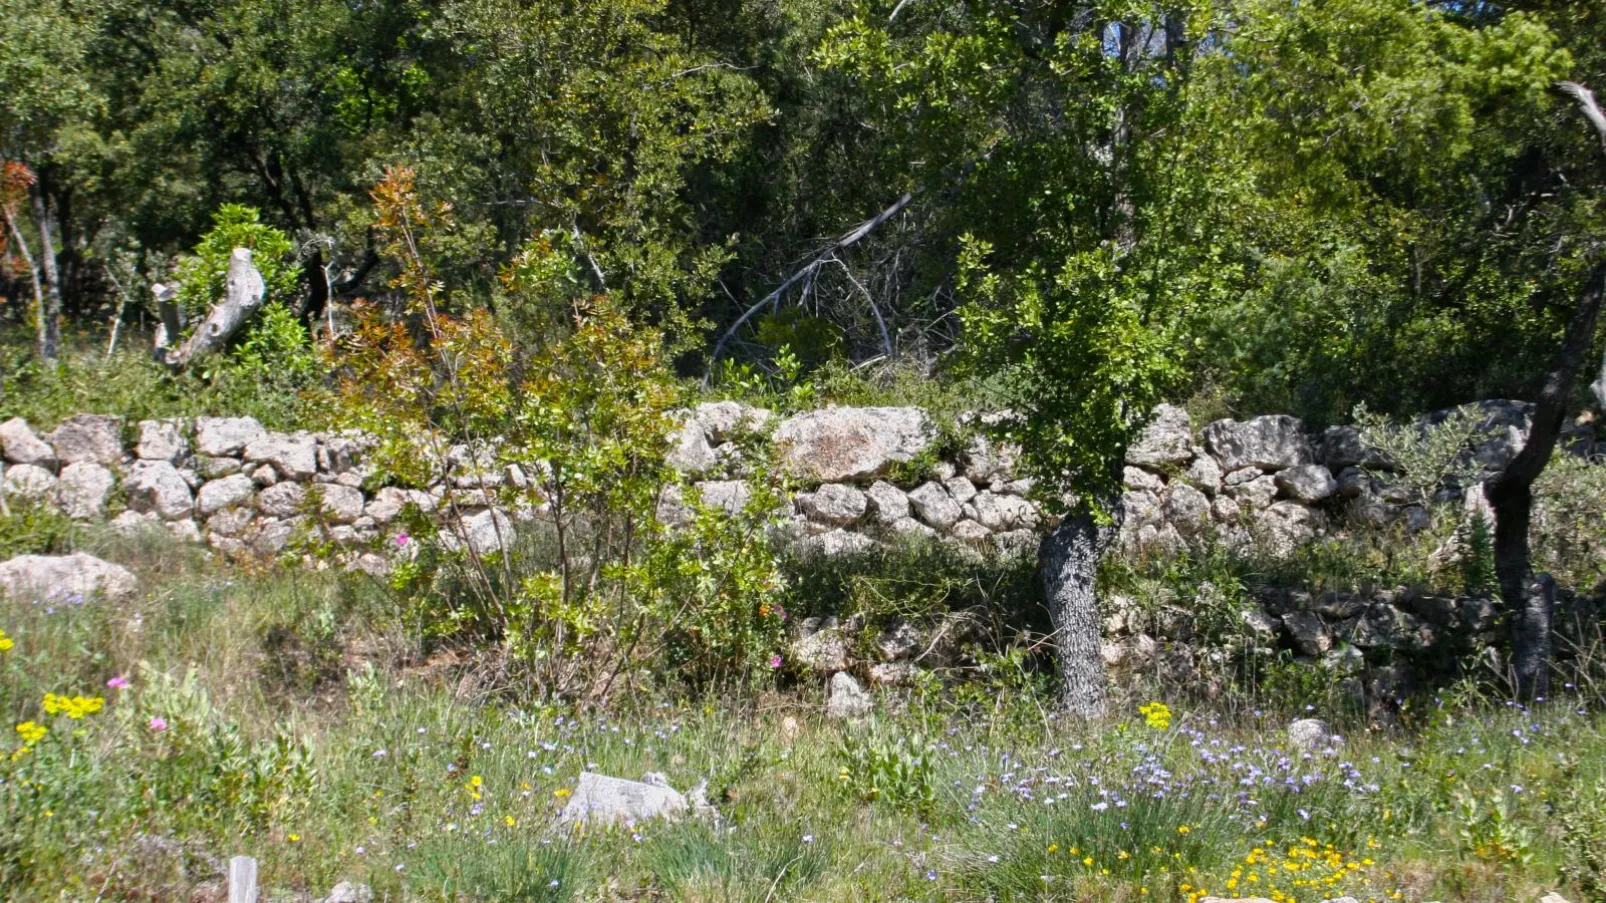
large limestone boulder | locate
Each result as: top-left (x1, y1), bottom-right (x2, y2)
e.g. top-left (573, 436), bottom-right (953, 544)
top-left (692, 480), bottom-right (752, 515)
top-left (125, 461), bottom-right (195, 520)
top-left (318, 484), bottom-right (366, 523)
top-left (773, 406), bottom-right (934, 482)
top-left (194, 416), bottom-right (265, 457)
top-left (136, 419), bottom-right (190, 463)
top-left (45, 414), bottom-right (123, 466)
top-left (0, 553), bottom-right (137, 602)
top-left (54, 462), bottom-right (116, 519)
top-left (1164, 483), bottom-right (1211, 534)
top-left (1125, 403), bottom-right (1193, 467)
top-left (441, 508), bottom-right (515, 556)
top-left (0, 418), bottom-right (57, 468)
top-left (557, 772), bottom-right (692, 828)
top-left (1202, 415), bottom-right (1313, 472)
top-left (1280, 611), bottom-right (1330, 656)
top-left (865, 481), bottom-right (910, 526)
top-left (257, 482), bottom-right (308, 518)
top-left (1286, 718), bottom-right (1338, 751)
top-left (790, 628), bottom-right (850, 673)
top-left (970, 490), bottom-right (1039, 532)
top-left (796, 483), bottom-right (868, 526)
top-left (244, 432), bottom-right (318, 480)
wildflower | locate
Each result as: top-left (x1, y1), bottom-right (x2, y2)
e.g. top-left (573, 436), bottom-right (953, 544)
top-left (396, 532), bottom-right (410, 547)
top-left (769, 654), bottom-right (783, 669)
top-left (42, 693), bottom-right (105, 719)
top-left (554, 787), bottom-right (572, 798)
top-left (1138, 702), bottom-right (1172, 730)
top-left (148, 716), bottom-right (169, 732)
top-left (1178, 825), bottom-right (1190, 834)
top-left (0, 628), bottom-right (13, 652)
top-left (471, 775), bottom-right (484, 787)
top-left (106, 676), bottom-right (130, 690)
top-left (505, 815), bottom-right (516, 827)
top-left (16, 721), bottom-right (47, 744)
top-left (803, 834), bottom-right (814, 844)
top-left (288, 834), bottom-right (301, 843)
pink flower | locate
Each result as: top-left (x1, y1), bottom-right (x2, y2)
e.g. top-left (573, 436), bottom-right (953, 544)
top-left (769, 654), bottom-right (783, 669)
top-left (148, 716), bottom-right (168, 732)
top-left (395, 532), bottom-right (410, 547)
top-left (106, 676), bottom-right (130, 690)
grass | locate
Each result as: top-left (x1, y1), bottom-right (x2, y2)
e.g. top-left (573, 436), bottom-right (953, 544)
top-left (2, 530), bottom-right (1604, 902)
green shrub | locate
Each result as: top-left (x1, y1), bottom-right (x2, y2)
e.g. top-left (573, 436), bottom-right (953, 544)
top-left (172, 204), bottom-right (298, 319)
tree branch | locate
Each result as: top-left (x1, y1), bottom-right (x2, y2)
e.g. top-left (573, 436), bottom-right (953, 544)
top-left (705, 192), bottom-right (912, 378)
top-left (154, 248), bottom-right (266, 371)
top-left (1558, 81), bottom-right (1606, 156)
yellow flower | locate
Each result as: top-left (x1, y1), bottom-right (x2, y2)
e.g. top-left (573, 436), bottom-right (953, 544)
top-left (1082, 857), bottom-right (1093, 866)
top-left (1178, 825), bottom-right (1191, 835)
top-left (470, 775), bottom-right (483, 787)
top-left (1137, 701), bottom-right (1172, 729)
top-left (16, 721), bottom-right (47, 744)
top-left (505, 815), bottom-right (516, 827)
top-left (554, 787), bottom-right (572, 798)
top-left (288, 833), bottom-right (301, 843)
top-left (0, 628), bottom-right (14, 652)
top-left (41, 693), bottom-right (104, 720)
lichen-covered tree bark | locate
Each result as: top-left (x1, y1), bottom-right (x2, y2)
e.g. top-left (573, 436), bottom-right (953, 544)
top-left (1039, 503), bottom-right (1123, 718)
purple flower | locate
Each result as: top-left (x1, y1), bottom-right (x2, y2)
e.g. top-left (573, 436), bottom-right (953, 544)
top-left (396, 532), bottom-right (411, 547)
top-left (148, 716), bottom-right (169, 732)
top-left (106, 676), bottom-right (130, 690)
top-left (769, 654), bottom-right (783, 669)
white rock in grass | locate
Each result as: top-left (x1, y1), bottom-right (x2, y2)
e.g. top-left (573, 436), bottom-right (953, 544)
top-left (826, 671), bottom-right (872, 719)
top-left (194, 416), bottom-right (265, 457)
top-left (557, 772), bottom-right (691, 827)
top-left (4, 463), bottom-right (56, 499)
top-left (796, 483), bottom-right (868, 526)
top-left (1287, 718), bottom-right (1338, 751)
top-left (0, 553), bottom-right (137, 602)
top-left (908, 481), bottom-right (962, 531)
top-left (46, 414), bottom-right (123, 465)
top-left (865, 481), bottom-right (910, 525)
top-left (126, 460), bottom-right (195, 520)
top-left (196, 474), bottom-right (257, 516)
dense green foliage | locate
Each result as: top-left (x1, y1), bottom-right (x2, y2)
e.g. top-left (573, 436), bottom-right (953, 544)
top-left (0, 0), bottom-right (1602, 427)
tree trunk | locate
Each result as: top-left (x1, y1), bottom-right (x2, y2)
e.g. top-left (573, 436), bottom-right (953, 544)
top-left (155, 248), bottom-right (266, 371)
top-left (1483, 261), bottom-right (1605, 699)
top-left (1039, 500), bottom-right (1123, 718)
top-left (30, 191), bottom-right (62, 363)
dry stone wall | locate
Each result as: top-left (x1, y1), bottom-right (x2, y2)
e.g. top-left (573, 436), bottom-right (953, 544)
top-left (0, 399), bottom-right (1569, 570)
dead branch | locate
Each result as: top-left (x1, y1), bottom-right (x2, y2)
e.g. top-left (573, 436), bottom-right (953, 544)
top-left (154, 247), bottom-right (266, 371)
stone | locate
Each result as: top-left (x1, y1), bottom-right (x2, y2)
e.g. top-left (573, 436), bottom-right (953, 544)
top-left (692, 401), bottom-right (773, 442)
top-left (54, 462), bottom-right (116, 519)
top-left (0, 418), bottom-right (56, 467)
top-left (1210, 496), bottom-right (1240, 523)
top-left (136, 419), bottom-right (189, 463)
top-left (1319, 425), bottom-right (1389, 471)
top-left (1281, 611), bottom-right (1330, 656)
top-left (951, 519), bottom-right (991, 543)
top-left (1287, 718), bottom-right (1338, 751)
top-left (1240, 608), bottom-right (1279, 640)
top-left (167, 519), bottom-right (202, 543)
top-left (196, 474), bottom-right (257, 516)
top-left (1539, 894), bottom-right (1574, 903)
top-left (1232, 474), bottom-right (1280, 509)
top-left (557, 772), bottom-right (692, 827)
top-left (865, 481), bottom-right (910, 525)
top-left (1202, 415), bottom-right (1313, 471)
top-left (868, 661), bottom-right (918, 686)
top-left (319, 484), bottom-right (366, 523)
top-left (826, 671), bottom-right (872, 719)
top-left (693, 480), bottom-right (752, 515)
top-left (908, 481), bottom-right (962, 530)
top-left (1322, 645), bottom-right (1365, 675)
top-left (1314, 590), bottom-right (1366, 620)
top-left (790, 629), bottom-right (850, 672)
top-left (194, 416), bottom-right (265, 457)
top-left (1223, 466), bottom-right (1262, 488)
top-left (257, 482), bottom-right (307, 518)
top-left (773, 406), bottom-right (934, 482)
top-left (1184, 454), bottom-right (1222, 495)
top-left (364, 487), bottom-right (434, 524)
top-left (666, 418), bottom-right (718, 475)
top-left (0, 553), bottom-right (137, 602)
top-left (1274, 463), bottom-right (1338, 503)
top-left (1123, 465), bottom-right (1165, 492)
top-left (963, 434), bottom-right (1018, 483)
top-left (993, 529), bottom-right (1039, 557)
top-left (45, 414), bottom-right (123, 465)
top-left (1336, 466), bottom-right (1370, 498)
top-left (250, 463), bottom-right (279, 486)
top-left (876, 621), bottom-right (923, 661)
top-left (1255, 501), bottom-right (1319, 556)
top-left (1126, 403), bottom-right (1194, 467)
top-left (244, 432), bottom-right (318, 480)
top-left (1164, 483), bottom-right (1211, 534)
top-left (888, 517), bottom-right (938, 540)
top-left (1342, 603), bottom-right (1433, 650)
top-left (796, 483), bottom-right (868, 526)
top-left (971, 490), bottom-right (1039, 532)
top-left (799, 528), bottom-right (877, 558)
top-left (944, 476), bottom-right (978, 505)
top-left (441, 508), bottom-right (515, 556)
top-left (4, 463), bottom-right (56, 499)
top-left (320, 882), bottom-right (374, 903)
top-left (196, 455), bottom-right (242, 479)
top-left (655, 484), bottom-right (693, 528)
top-left (251, 518), bottom-right (299, 554)
top-left (206, 507), bottom-right (255, 537)
top-left (109, 510), bottom-right (159, 536)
